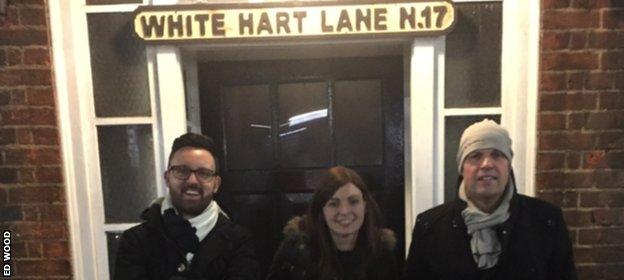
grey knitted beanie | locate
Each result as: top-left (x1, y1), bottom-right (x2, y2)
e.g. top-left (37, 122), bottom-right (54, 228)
top-left (456, 119), bottom-right (513, 172)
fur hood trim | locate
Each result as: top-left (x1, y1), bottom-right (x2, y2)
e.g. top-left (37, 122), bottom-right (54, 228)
top-left (282, 216), bottom-right (397, 250)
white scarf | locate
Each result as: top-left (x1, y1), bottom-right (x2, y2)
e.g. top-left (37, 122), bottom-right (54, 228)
top-left (458, 180), bottom-right (514, 269)
top-left (161, 194), bottom-right (224, 262)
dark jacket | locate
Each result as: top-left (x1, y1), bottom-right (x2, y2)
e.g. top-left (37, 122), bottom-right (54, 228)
top-left (403, 193), bottom-right (577, 280)
top-left (114, 202), bottom-right (260, 280)
top-left (266, 216), bottom-right (399, 280)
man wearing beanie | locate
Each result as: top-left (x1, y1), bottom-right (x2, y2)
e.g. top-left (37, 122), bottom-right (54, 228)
top-left (114, 133), bottom-right (260, 280)
top-left (403, 119), bottom-right (577, 280)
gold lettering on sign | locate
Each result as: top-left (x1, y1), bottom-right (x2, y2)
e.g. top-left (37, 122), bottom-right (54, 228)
top-left (133, 1), bottom-right (455, 43)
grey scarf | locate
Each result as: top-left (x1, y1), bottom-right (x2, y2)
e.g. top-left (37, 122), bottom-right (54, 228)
top-left (458, 180), bottom-right (514, 269)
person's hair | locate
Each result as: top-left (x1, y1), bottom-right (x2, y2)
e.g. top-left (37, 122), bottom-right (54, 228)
top-left (304, 166), bottom-right (386, 280)
top-left (168, 132), bottom-right (219, 172)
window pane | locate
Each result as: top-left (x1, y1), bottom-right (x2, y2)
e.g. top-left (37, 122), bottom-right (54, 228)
top-left (88, 13), bottom-right (150, 117)
top-left (334, 80), bottom-right (383, 166)
top-left (444, 115), bottom-right (500, 202)
top-left (278, 82), bottom-right (331, 168)
top-left (106, 232), bottom-right (123, 277)
top-left (223, 85), bottom-right (273, 170)
top-left (445, 3), bottom-right (502, 108)
top-left (98, 125), bottom-right (156, 223)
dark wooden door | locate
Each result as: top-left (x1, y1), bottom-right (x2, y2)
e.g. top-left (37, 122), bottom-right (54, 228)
top-left (198, 56), bottom-right (404, 276)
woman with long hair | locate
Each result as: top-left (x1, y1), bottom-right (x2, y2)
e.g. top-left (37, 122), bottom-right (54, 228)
top-left (266, 166), bottom-right (398, 280)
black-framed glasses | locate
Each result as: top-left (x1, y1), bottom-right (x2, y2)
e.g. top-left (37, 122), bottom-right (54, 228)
top-left (168, 165), bottom-right (217, 182)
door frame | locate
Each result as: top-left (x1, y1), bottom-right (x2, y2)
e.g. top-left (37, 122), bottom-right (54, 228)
top-left (49, 0), bottom-right (539, 278)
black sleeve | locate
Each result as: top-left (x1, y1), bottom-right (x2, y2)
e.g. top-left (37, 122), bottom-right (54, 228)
top-left (402, 214), bottom-right (430, 280)
top-left (549, 209), bottom-right (578, 280)
top-left (113, 229), bottom-right (150, 280)
top-left (225, 226), bottom-right (261, 280)
top-left (265, 238), bottom-right (296, 280)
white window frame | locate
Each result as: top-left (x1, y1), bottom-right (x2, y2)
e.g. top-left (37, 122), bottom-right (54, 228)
top-left (50, 0), bottom-right (538, 278)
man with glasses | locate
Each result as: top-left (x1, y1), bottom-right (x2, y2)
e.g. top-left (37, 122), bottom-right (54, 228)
top-left (114, 133), bottom-right (259, 280)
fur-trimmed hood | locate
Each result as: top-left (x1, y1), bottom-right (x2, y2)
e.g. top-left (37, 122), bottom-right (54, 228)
top-left (282, 216), bottom-right (397, 250)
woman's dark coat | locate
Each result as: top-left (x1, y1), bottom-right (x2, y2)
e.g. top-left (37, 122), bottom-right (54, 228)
top-left (403, 193), bottom-right (577, 280)
top-left (114, 203), bottom-right (259, 280)
top-left (266, 216), bottom-right (398, 280)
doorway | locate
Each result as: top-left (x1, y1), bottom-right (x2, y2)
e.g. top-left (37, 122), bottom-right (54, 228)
top-left (198, 55), bottom-right (404, 275)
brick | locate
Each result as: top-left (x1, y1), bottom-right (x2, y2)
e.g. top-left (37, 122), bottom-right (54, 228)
top-left (563, 209), bottom-right (594, 227)
top-left (602, 50), bottom-right (624, 70)
top-left (595, 170), bottom-right (624, 188)
top-left (26, 241), bottom-right (42, 258)
top-left (593, 208), bottom-right (624, 225)
top-left (23, 48), bottom-right (50, 66)
top-left (538, 132), bottom-right (596, 150)
top-left (581, 191), bottom-right (624, 207)
top-left (14, 259), bottom-right (71, 276)
top-left (43, 241), bottom-right (70, 258)
top-left (540, 92), bottom-right (597, 111)
top-left (5, 148), bottom-right (61, 165)
top-left (537, 152), bottom-right (566, 170)
top-left (0, 107), bottom-right (56, 125)
top-left (606, 151), bottom-right (624, 168)
top-left (540, 72), bottom-right (566, 91)
top-left (18, 167), bottom-right (36, 183)
top-left (0, 128), bottom-right (16, 145)
top-left (39, 204), bottom-right (66, 222)
top-left (20, 7), bottom-right (47, 27)
top-left (0, 90), bottom-right (9, 105)
top-left (570, 31), bottom-right (588, 49)
top-left (577, 264), bottom-right (624, 280)
top-left (22, 205), bottom-right (39, 221)
top-left (574, 246), bottom-right (624, 263)
top-left (572, 0), bottom-right (624, 8)
top-left (543, 0), bottom-right (571, 9)
top-left (0, 29), bottom-right (48, 46)
top-left (536, 171), bottom-right (566, 190)
top-left (0, 187), bottom-right (6, 204)
top-left (584, 111), bottom-right (624, 129)
top-left (587, 72), bottom-right (614, 89)
top-left (11, 222), bottom-right (67, 240)
top-left (568, 112), bottom-right (587, 129)
top-left (618, 72), bottom-right (624, 89)
top-left (567, 152), bottom-right (582, 169)
top-left (542, 32), bottom-right (569, 50)
top-left (0, 49), bottom-right (6, 66)
top-left (589, 31), bottom-right (624, 49)
top-left (32, 128), bottom-right (59, 145)
top-left (565, 171), bottom-right (596, 188)
top-left (10, 88), bottom-right (26, 105)
top-left (35, 166), bottom-right (63, 183)
top-left (542, 52), bottom-right (599, 71)
top-left (538, 113), bottom-right (566, 130)
top-left (0, 6), bottom-right (19, 28)
top-left (16, 128), bottom-right (33, 144)
top-left (7, 48), bottom-right (22, 66)
top-left (0, 167), bottom-right (18, 183)
top-left (543, 10), bottom-right (600, 29)
top-left (1, 205), bottom-right (23, 221)
top-left (10, 242), bottom-right (27, 258)
top-left (599, 91), bottom-right (624, 109)
top-left (603, 9), bottom-right (624, 29)
top-left (537, 190), bottom-right (578, 208)
top-left (0, 69), bottom-right (51, 87)
top-left (8, 186), bottom-right (62, 204)
top-left (26, 87), bottom-right (54, 106)
top-left (597, 131), bottom-right (624, 149)
top-left (582, 149), bottom-right (608, 168)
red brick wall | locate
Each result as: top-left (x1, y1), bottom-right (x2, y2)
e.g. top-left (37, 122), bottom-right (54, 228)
top-left (0, 0), bottom-right (72, 279)
top-left (538, 0), bottom-right (624, 279)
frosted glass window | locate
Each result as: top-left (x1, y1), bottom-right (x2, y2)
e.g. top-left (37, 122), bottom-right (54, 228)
top-left (88, 13), bottom-right (150, 117)
top-left (98, 125), bottom-right (156, 223)
top-left (223, 85), bottom-right (273, 170)
top-left (334, 80), bottom-right (383, 166)
top-left (278, 82), bottom-right (331, 168)
top-left (444, 115), bottom-right (500, 202)
top-left (445, 3), bottom-right (502, 108)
